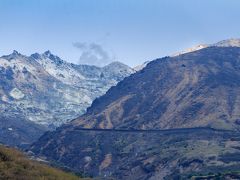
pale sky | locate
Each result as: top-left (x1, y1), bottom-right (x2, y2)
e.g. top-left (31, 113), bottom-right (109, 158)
top-left (0, 0), bottom-right (240, 67)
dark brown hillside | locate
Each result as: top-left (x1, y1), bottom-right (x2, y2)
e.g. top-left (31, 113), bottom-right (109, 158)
top-left (73, 47), bottom-right (240, 130)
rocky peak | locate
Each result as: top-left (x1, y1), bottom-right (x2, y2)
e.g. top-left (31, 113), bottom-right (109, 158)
top-left (1, 50), bottom-right (24, 60)
top-left (12, 50), bottom-right (20, 55)
top-left (212, 38), bottom-right (240, 47)
top-left (43, 50), bottom-right (52, 56)
top-left (101, 61), bottom-right (135, 81)
top-left (30, 53), bottom-right (42, 60)
top-left (42, 50), bottom-right (63, 64)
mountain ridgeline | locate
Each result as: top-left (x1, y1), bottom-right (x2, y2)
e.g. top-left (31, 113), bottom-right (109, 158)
top-left (31, 45), bottom-right (240, 179)
top-left (0, 50), bottom-right (134, 147)
top-left (0, 50), bottom-right (134, 127)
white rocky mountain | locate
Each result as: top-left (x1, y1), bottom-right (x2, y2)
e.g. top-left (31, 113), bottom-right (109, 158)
top-left (0, 50), bottom-right (135, 129)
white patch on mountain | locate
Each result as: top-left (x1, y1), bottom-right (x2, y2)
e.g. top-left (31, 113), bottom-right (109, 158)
top-left (9, 88), bottom-right (25, 100)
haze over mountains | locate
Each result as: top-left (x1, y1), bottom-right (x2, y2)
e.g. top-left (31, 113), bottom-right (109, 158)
top-left (31, 39), bottom-right (240, 179)
top-left (0, 50), bottom-right (134, 146)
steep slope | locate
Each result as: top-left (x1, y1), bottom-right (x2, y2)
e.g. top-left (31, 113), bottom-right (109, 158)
top-left (0, 51), bottom-right (134, 128)
top-left (72, 46), bottom-right (240, 130)
top-left (0, 145), bottom-right (84, 180)
top-left (31, 46), bottom-right (240, 179)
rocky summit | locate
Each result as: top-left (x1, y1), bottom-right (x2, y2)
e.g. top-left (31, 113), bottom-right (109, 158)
top-left (31, 45), bottom-right (240, 179)
top-left (0, 50), bottom-right (134, 146)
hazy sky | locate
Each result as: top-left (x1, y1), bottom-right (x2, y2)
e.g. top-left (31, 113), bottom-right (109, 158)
top-left (0, 0), bottom-right (240, 67)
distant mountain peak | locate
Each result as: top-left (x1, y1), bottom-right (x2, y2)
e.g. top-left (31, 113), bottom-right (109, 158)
top-left (43, 50), bottom-right (52, 56)
top-left (103, 61), bottom-right (135, 74)
top-left (105, 61), bottom-right (128, 67)
top-left (9, 50), bottom-right (24, 57)
top-left (30, 53), bottom-right (41, 59)
top-left (1, 50), bottom-right (24, 60)
top-left (0, 50), bottom-right (134, 130)
top-left (41, 50), bottom-right (64, 64)
top-left (42, 50), bottom-right (56, 58)
top-left (30, 51), bottom-right (60, 61)
top-left (212, 38), bottom-right (240, 47)
top-left (173, 38), bottom-right (240, 56)
top-left (12, 50), bottom-right (20, 55)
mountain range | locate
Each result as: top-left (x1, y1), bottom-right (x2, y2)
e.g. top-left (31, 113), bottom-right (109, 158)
top-left (2, 39), bottom-right (240, 179)
top-left (31, 39), bottom-right (240, 179)
top-left (0, 50), bottom-right (134, 146)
